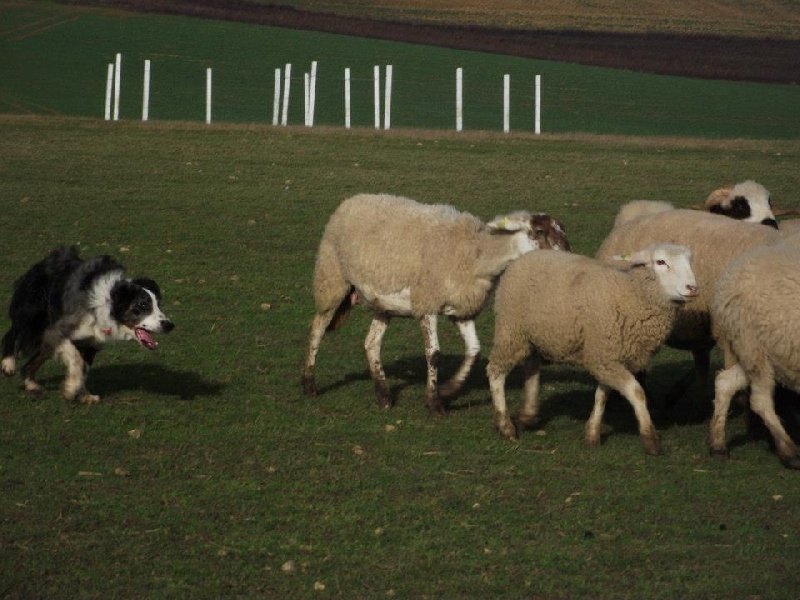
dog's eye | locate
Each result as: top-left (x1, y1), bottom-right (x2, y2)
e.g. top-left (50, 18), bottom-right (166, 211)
top-left (133, 300), bottom-right (149, 314)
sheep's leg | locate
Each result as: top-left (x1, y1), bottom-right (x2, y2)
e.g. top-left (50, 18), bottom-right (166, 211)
top-left (517, 355), bottom-right (541, 430)
top-left (748, 377), bottom-right (800, 469)
top-left (585, 384), bottom-right (610, 448)
top-left (598, 367), bottom-right (661, 455)
top-left (302, 312), bottom-right (333, 396)
top-left (487, 360), bottom-right (517, 440)
top-left (438, 318), bottom-right (480, 404)
top-left (365, 314), bottom-right (392, 408)
top-left (708, 363), bottom-right (748, 459)
top-left (419, 314), bottom-right (445, 414)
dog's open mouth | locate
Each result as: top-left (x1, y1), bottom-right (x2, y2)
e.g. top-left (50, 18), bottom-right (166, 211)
top-left (135, 327), bottom-right (158, 350)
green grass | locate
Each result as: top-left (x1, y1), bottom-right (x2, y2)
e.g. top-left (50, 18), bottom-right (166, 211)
top-left (2, 1), bottom-right (800, 137)
top-left (1, 115), bottom-right (800, 598)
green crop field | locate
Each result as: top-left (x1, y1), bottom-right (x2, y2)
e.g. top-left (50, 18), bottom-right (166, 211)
top-left (2, 1), bottom-right (799, 137)
top-left (1, 115), bottom-right (799, 598)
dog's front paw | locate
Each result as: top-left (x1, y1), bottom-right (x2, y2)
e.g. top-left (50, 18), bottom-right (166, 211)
top-left (1, 356), bottom-right (16, 377)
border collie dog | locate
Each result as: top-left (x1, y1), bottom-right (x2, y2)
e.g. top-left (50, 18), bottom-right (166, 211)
top-left (1, 246), bottom-right (174, 404)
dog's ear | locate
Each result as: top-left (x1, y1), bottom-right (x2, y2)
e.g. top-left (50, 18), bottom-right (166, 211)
top-left (132, 277), bottom-right (162, 301)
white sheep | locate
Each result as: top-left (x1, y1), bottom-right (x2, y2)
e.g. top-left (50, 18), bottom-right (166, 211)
top-left (709, 243), bottom-right (800, 469)
top-left (486, 243), bottom-right (697, 455)
top-left (596, 206), bottom-right (780, 402)
top-left (613, 200), bottom-right (674, 228)
top-left (302, 193), bottom-right (570, 413)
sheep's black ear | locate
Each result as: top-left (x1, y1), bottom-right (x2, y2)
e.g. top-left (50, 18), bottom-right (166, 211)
top-left (132, 277), bottom-right (162, 300)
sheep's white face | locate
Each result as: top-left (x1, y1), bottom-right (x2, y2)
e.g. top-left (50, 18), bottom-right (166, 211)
top-left (648, 244), bottom-right (698, 303)
top-left (625, 244), bottom-right (698, 303)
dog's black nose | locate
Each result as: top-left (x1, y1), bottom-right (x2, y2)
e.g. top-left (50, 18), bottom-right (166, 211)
top-left (162, 320), bottom-right (175, 333)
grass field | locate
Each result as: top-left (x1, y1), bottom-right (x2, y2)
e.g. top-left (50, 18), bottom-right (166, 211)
top-left (1, 115), bottom-right (800, 598)
top-left (2, 2), bottom-right (800, 137)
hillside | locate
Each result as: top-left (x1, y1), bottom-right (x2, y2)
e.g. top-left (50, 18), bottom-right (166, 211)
top-left (60, 0), bottom-right (800, 83)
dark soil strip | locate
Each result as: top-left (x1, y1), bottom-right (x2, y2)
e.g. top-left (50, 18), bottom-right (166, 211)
top-left (62, 0), bottom-right (800, 83)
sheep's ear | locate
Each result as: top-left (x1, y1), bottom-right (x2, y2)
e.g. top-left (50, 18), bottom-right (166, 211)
top-left (613, 250), bottom-right (649, 267)
top-left (705, 185), bottom-right (734, 209)
top-left (487, 211), bottom-right (531, 232)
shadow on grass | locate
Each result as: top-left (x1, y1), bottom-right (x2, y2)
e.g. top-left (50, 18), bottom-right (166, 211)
top-left (34, 364), bottom-right (228, 401)
top-left (309, 352), bottom-right (791, 443)
top-left (468, 356), bottom-right (719, 438)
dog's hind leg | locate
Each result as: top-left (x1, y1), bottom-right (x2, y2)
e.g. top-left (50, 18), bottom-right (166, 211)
top-left (1, 326), bottom-right (18, 376)
top-left (21, 350), bottom-right (51, 397)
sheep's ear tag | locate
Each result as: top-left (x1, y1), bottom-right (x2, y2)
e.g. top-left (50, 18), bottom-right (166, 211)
top-left (489, 215), bottom-right (525, 232)
top-left (488, 216), bottom-right (510, 230)
top-left (614, 252), bottom-right (648, 267)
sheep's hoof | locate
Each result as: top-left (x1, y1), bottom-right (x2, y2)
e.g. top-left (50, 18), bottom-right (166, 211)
top-left (375, 391), bottom-right (393, 409)
top-left (709, 447), bottom-right (731, 460)
top-left (779, 454), bottom-right (800, 470)
top-left (425, 389), bottom-right (449, 416)
top-left (585, 434), bottom-right (601, 448)
top-left (428, 403), bottom-right (448, 417)
top-left (437, 381), bottom-right (460, 400)
top-left (641, 435), bottom-right (663, 456)
top-left (495, 415), bottom-right (518, 441)
top-left (301, 375), bottom-right (318, 396)
top-left (516, 412), bottom-right (539, 430)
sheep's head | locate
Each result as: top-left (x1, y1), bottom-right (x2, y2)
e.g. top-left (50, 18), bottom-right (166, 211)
top-left (487, 211), bottom-right (571, 251)
top-left (701, 180), bottom-right (779, 228)
top-left (616, 243), bottom-right (698, 303)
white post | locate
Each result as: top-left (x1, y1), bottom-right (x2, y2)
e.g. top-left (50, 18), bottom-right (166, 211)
top-left (113, 53), bottom-right (122, 121)
top-left (503, 74), bottom-right (510, 133)
top-left (455, 67), bottom-right (463, 132)
top-left (344, 67), bottom-right (351, 129)
top-left (272, 68), bottom-right (281, 126)
top-left (534, 74), bottom-right (541, 135)
top-left (383, 64), bottom-right (392, 130)
top-left (104, 63), bottom-right (113, 120)
top-left (304, 72), bottom-right (310, 126)
top-left (281, 63), bottom-right (291, 126)
top-left (373, 65), bottom-right (380, 130)
top-left (309, 60), bottom-right (317, 127)
top-left (142, 59), bottom-right (151, 121)
top-left (206, 68), bottom-right (212, 124)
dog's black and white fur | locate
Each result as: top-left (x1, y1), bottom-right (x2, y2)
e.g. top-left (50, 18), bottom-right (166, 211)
top-left (1, 246), bottom-right (174, 403)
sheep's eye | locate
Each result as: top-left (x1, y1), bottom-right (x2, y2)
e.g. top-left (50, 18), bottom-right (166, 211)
top-left (656, 259), bottom-right (667, 266)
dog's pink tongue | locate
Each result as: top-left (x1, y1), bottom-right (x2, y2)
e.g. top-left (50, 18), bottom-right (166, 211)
top-left (135, 327), bottom-right (158, 350)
